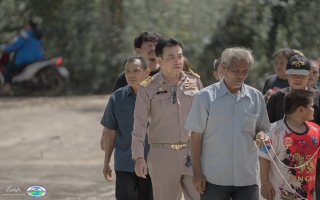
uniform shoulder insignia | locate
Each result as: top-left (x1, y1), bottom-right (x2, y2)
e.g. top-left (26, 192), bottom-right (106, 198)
top-left (140, 76), bottom-right (153, 87)
top-left (188, 69), bottom-right (200, 78)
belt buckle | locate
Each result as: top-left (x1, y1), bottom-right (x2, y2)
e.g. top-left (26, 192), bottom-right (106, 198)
top-left (171, 144), bottom-right (185, 150)
top-left (171, 144), bottom-right (180, 150)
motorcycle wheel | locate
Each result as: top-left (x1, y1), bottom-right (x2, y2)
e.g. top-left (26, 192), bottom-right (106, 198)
top-left (35, 67), bottom-right (64, 96)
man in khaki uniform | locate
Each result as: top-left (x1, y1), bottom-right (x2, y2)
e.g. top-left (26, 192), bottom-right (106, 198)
top-left (132, 37), bottom-right (203, 200)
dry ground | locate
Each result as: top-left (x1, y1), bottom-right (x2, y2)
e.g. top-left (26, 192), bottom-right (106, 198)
top-left (0, 96), bottom-right (263, 200)
top-left (0, 96), bottom-right (115, 200)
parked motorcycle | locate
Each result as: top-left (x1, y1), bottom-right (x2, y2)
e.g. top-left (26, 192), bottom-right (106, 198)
top-left (0, 51), bottom-right (69, 96)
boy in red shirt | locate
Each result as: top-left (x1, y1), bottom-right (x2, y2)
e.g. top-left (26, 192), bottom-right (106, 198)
top-left (259, 89), bottom-right (320, 200)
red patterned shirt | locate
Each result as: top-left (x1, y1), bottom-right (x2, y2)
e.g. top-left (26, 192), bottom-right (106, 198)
top-left (259, 119), bottom-right (320, 200)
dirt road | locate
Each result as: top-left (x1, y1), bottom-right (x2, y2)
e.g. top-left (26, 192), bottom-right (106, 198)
top-left (0, 96), bottom-right (115, 200)
top-left (0, 96), bottom-right (263, 200)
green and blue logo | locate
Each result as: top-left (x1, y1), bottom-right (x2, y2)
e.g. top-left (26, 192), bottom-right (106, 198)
top-left (26, 186), bottom-right (47, 198)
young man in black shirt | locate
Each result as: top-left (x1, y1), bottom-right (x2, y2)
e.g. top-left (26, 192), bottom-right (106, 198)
top-left (266, 55), bottom-right (320, 200)
top-left (262, 48), bottom-right (299, 101)
top-left (112, 31), bottom-right (162, 92)
top-left (267, 55), bottom-right (320, 123)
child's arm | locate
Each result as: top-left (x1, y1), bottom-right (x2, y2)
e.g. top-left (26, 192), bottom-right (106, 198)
top-left (259, 156), bottom-right (275, 200)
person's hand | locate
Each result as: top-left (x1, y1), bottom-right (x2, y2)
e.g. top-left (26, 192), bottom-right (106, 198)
top-left (255, 132), bottom-right (270, 147)
top-left (135, 158), bottom-right (147, 179)
top-left (193, 172), bottom-right (206, 194)
top-left (100, 132), bottom-right (105, 151)
top-left (103, 163), bottom-right (114, 182)
top-left (265, 89), bottom-right (274, 100)
top-left (261, 182), bottom-right (275, 200)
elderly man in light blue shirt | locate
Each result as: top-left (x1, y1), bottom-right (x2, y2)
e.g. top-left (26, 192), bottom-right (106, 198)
top-left (185, 47), bottom-right (270, 200)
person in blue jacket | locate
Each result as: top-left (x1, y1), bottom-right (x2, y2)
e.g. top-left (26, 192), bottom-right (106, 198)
top-left (0, 20), bottom-right (45, 94)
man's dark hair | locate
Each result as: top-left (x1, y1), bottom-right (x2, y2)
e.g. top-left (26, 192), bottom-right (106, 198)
top-left (273, 48), bottom-right (299, 61)
top-left (133, 31), bottom-right (162, 49)
top-left (28, 20), bottom-right (37, 30)
top-left (213, 57), bottom-right (222, 71)
top-left (284, 89), bottom-right (314, 115)
top-left (123, 56), bottom-right (148, 70)
top-left (155, 37), bottom-right (183, 58)
top-left (28, 20), bottom-right (43, 40)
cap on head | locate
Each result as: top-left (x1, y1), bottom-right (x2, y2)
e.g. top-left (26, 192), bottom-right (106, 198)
top-left (285, 55), bottom-right (310, 76)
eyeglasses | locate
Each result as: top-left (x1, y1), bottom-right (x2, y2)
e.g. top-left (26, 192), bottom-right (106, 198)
top-left (170, 86), bottom-right (176, 104)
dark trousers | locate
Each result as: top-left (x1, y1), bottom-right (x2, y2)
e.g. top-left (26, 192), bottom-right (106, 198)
top-left (200, 181), bottom-right (259, 200)
top-left (317, 178), bottom-right (320, 200)
top-left (115, 171), bottom-right (153, 200)
top-left (4, 62), bottom-right (27, 83)
top-left (317, 158), bottom-right (320, 200)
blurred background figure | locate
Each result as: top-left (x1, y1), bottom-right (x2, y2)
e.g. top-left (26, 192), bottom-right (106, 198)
top-left (213, 57), bottom-right (224, 82)
top-left (0, 20), bottom-right (44, 95)
top-left (308, 60), bottom-right (320, 89)
top-left (112, 31), bottom-right (162, 92)
top-left (293, 49), bottom-right (304, 56)
top-left (262, 48), bottom-right (299, 101)
top-left (182, 56), bottom-right (192, 72)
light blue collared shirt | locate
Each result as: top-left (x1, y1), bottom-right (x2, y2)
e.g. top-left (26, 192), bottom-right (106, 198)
top-left (185, 80), bottom-right (270, 186)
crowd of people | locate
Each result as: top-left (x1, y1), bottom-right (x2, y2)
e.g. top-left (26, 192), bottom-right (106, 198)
top-left (100, 30), bottom-right (320, 200)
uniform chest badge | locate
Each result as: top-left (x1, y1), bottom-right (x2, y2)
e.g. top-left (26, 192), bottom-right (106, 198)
top-left (311, 136), bottom-right (318, 144)
top-left (156, 80), bottom-right (164, 87)
top-left (184, 80), bottom-right (195, 89)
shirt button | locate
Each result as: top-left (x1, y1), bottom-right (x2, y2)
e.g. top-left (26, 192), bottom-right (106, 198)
top-left (235, 113), bottom-right (237, 115)
top-left (234, 138), bottom-right (236, 140)
top-left (234, 150), bottom-right (236, 152)
top-left (235, 125), bottom-right (237, 128)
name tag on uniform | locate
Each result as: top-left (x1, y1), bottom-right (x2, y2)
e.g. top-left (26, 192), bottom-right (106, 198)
top-left (156, 90), bottom-right (168, 94)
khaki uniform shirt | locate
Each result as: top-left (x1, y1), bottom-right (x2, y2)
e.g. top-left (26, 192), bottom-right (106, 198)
top-left (132, 71), bottom-right (203, 158)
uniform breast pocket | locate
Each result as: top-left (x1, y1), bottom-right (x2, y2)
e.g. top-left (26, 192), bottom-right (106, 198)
top-left (151, 92), bottom-right (172, 110)
top-left (183, 90), bottom-right (198, 106)
top-left (241, 112), bottom-right (258, 136)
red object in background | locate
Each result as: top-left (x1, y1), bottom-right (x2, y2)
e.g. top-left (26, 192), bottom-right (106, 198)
top-left (0, 53), bottom-right (9, 74)
top-left (272, 87), bottom-right (279, 92)
top-left (0, 53), bottom-right (9, 64)
top-left (55, 57), bottom-right (63, 66)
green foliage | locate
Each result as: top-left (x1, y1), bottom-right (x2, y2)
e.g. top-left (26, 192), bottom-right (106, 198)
top-left (0, 0), bottom-right (319, 94)
top-left (200, 0), bottom-right (320, 89)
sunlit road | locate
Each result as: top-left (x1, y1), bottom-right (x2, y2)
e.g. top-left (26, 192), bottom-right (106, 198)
top-left (0, 96), bottom-right (115, 200)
